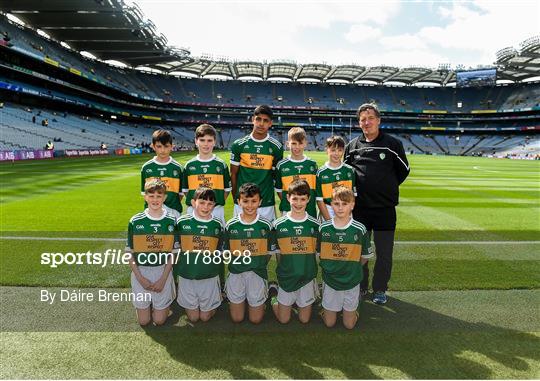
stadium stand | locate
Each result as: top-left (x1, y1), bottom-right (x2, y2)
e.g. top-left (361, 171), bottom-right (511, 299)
top-left (0, 13), bottom-right (538, 159)
top-left (0, 103), bottom-right (195, 150)
top-left (397, 133), bottom-right (539, 157)
top-left (2, 16), bottom-right (539, 112)
top-left (0, 18), bottom-right (161, 98)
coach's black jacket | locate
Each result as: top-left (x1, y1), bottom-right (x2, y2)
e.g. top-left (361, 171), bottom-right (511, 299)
top-left (344, 131), bottom-right (410, 209)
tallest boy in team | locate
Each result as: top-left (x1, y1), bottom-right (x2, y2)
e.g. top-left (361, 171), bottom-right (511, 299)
top-left (229, 105), bottom-right (284, 221)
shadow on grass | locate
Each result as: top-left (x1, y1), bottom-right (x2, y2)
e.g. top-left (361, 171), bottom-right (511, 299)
top-left (144, 298), bottom-right (539, 379)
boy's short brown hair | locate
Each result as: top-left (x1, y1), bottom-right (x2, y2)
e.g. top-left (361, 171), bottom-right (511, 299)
top-left (288, 127), bottom-right (306, 143)
top-left (238, 182), bottom-right (260, 199)
top-left (192, 187), bottom-right (216, 202)
top-left (332, 186), bottom-right (355, 203)
top-left (152, 129), bottom-right (173, 145)
top-left (144, 179), bottom-right (167, 194)
top-left (325, 135), bottom-right (345, 149)
top-left (195, 124), bottom-right (217, 140)
top-left (288, 179), bottom-right (311, 197)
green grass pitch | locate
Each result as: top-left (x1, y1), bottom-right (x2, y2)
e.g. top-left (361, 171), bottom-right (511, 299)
top-left (1, 151), bottom-right (539, 379)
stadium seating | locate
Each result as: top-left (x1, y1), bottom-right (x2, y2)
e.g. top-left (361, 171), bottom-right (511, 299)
top-left (1, 101), bottom-right (537, 158)
top-left (1, 17), bottom-right (538, 159)
top-left (500, 85), bottom-right (540, 109)
top-left (0, 103), bottom-right (194, 150)
top-left (3, 17), bottom-right (539, 113)
top-left (1, 19), bottom-right (159, 97)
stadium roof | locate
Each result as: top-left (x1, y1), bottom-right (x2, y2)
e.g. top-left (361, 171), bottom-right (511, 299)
top-left (0, 0), bottom-right (190, 67)
top-left (2, 0), bottom-right (539, 85)
top-left (495, 36), bottom-right (540, 82)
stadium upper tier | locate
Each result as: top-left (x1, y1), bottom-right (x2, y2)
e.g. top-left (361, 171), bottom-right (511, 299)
top-left (1, 73), bottom-right (538, 135)
top-left (1, 16), bottom-right (539, 113)
top-left (1, 4), bottom-right (538, 85)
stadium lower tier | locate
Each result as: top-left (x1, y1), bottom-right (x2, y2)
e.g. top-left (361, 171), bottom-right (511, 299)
top-left (0, 102), bottom-right (538, 158)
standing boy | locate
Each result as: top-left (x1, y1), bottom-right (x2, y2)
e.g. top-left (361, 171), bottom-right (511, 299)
top-left (141, 129), bottom-right (183, 218)
top-left (319, 186), bottom-right (374, 329)
top-left (270, 179), bottom-right (319, 324)
top-left (316, 136), bottom-right (356, 221)
top-left (275, 127), bottom-right (318, 218)
top-left (183, 123), bottom-right (231, 226)
top-left (224, 183), bottom-right (274, 324)
top-left (230, 105), bottom-right (283, 222)
top-left (126, 179), bottom-right (177, 326)
top-left (175, 187), bottom-right (224, 323)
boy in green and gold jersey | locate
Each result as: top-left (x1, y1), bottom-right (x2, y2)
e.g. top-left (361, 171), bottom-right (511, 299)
top-left (183, 124), bottom-right (231, 226)
top-left (270, 179), bottom-right (319, 324)
top-left (141, 129), bottom-right (183, 218)
top-left (316, 135), bottom-right (356, 221)
top-left (230, 105), bottom-right (283, 222)
top-left (275, 127), bottom-right (318, 218)
top-left (175, 187), bottom-right (224, 323)
top-left (126, 179), bottom-right (177, 326)
top-left (319, 186), bottom-right (374, 330)
top-left (224, 183), bottom-right (274, 324)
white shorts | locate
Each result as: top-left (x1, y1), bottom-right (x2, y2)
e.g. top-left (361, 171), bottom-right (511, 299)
top-left (131, 265), bottom-right (175, 310)
top-left (187, 205), bottom-right (225, 226)
top-left (234, 204), bottom-right (276, 222)
top-left (177, 275), bottom-right (222, 312)
top-left (225, 271), bottom-right (268, 307)
top-left (277, 279), bottom-right (318, 308)
top-left (321, 282), bottom-right (360, 312)
top-left (164, 205), bottom-right (181, 219)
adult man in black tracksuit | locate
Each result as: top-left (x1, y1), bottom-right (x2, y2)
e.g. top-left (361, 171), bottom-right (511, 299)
top-left (344, 103), bottom-right (410, 305)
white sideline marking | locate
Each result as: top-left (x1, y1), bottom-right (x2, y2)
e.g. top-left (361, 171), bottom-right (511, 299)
top-left (473, 166), bottom-right (501, 173)
top-left (1, 236), bottom-right (539, 245)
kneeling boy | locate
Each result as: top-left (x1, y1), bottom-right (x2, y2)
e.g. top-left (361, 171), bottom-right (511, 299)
top-left (224, 183), bottom-right (273, 324)
top-left (270, 179), bottom-right (319, 324)
top-left (319, 186), bottom-right (373, 329)
top-left (127, 179), bottom-right (177, 326)
top-left (176, 187), bottom-right (224, 323)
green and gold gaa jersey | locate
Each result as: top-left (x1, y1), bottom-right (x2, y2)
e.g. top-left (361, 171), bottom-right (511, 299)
top-left (175, 214), bottom-right (224, 280)
top-left (126, 209), bottom-right (178, 266)
top-left (141, 157), bottom-right (183, 213)
top-left (316, 162), bottom-right (357, 205)
top-left (318, 218), bottom-right (373, 291)
top-left (273, 213), bottom-right (319, 292)
top-left (182, 155), bottom-right (231, 206)
top-left (230, 134), bottom-right (283, 207)
top-left (224, 214), bottom-right (274, 280)
top-left (275, 156), bottom-right (318, 218)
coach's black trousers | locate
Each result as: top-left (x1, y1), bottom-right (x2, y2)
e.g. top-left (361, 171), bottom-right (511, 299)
top-left (353, 207), bottom-right (396, 292)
